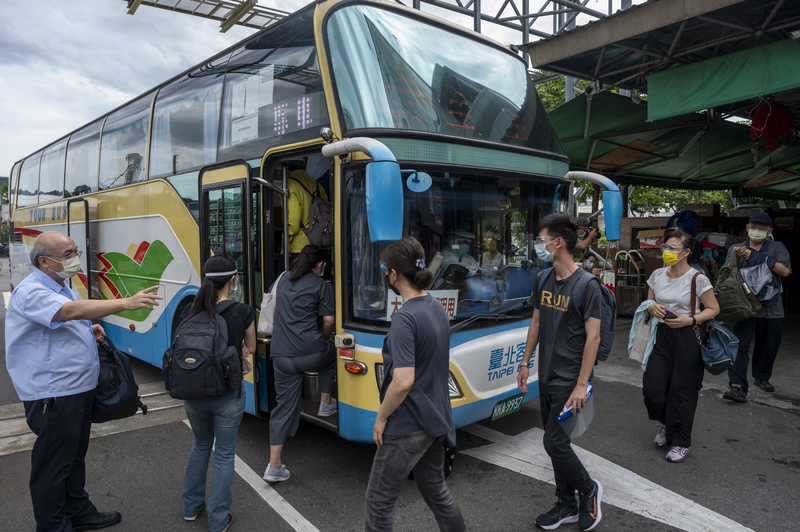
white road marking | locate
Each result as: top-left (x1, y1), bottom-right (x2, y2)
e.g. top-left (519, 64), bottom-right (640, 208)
top-left (182, 420), bottom-right (319, 532)
top-left (462, 423), bottom-right (754, 532)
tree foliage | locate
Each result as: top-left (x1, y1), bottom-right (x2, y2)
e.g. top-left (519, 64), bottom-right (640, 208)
top-left (628, 187), bottom-right (734, 216)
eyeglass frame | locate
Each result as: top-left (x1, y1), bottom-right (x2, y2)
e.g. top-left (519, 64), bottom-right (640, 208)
top-left (659, 244), bottom-right (686, 252)
top-left (47, 250), bottom-right (83, 260)
top-left (533, 235), bottom-right (560, 245)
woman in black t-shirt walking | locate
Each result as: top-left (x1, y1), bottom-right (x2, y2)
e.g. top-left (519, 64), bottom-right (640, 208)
top-left (182, 256), bottom-right (256, 532)
top-left (365, 237), bottom-right (466, 532)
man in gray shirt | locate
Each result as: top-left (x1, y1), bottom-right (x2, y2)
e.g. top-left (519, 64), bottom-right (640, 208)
top-left (723, 213), bottom-right (792, 402)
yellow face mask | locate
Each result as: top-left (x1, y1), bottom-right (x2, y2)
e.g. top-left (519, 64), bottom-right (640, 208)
top-left (662, 251), bottom-right (681, 265)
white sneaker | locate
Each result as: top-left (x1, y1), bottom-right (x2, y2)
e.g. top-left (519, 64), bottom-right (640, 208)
top-left (263, 464), bottom-right (290, 482)
top-left (318, 398), bottom-right (338, 417)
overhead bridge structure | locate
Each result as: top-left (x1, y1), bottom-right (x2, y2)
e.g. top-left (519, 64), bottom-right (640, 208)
top-left (122, 0), bottom-right (624, 38)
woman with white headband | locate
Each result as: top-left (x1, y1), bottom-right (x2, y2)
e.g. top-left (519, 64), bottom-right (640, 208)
top-left (181, 255), bottom-right (256, 532)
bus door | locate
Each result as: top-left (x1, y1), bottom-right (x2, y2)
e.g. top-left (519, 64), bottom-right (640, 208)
top-left (199, 161), bottom-right (263, 417)
top-left (259, 152), bottom-right (339, 432)
top-left (66, 198), bottom-right (94, 299)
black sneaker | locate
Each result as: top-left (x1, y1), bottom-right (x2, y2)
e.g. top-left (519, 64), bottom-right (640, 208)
top-left (754, 379), bottom-right (775, 392)
top-left (535, 498), bottom-right (578, 530)
top-left (578, 480), bottom-right (603, 531)
top-left (723, 385), bottom-right (747, 403)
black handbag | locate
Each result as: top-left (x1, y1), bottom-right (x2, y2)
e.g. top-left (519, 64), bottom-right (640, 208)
top-left (691, 274), bottom-right (739, 375)
top-left (93, 337), bottom-right (147, 423)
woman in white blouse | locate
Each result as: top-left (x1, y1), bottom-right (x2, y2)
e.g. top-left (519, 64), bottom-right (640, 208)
top-left (645, 229), bottom-right (720, 463)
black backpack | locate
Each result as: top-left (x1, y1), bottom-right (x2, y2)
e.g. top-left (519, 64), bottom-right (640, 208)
top-left (290, 177), bottom-right (334, 247)
top-left (162, 300), bottom-right (242, 400)
top-left (93, 337), bottom-right (147, 423)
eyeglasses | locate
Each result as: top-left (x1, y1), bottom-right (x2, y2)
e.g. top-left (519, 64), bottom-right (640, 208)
top-left (49, 250), bottom-right (83, 260)
top-left (659, 244), bottom-right (684, 252)
top-left (534, 236), bottom-right (558, 244)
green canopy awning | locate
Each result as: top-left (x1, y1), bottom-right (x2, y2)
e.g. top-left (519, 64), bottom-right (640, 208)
top-left (647, 39), bottom-right (800, 122)
top-left (550, 92), bottom-right (800, 198)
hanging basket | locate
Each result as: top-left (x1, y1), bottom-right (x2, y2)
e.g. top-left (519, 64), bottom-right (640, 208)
top-left (750, 101), bottom-right (795, 150)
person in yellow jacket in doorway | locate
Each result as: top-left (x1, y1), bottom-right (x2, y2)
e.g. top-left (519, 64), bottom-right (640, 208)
top-left (286, 160), bottom-right (329, 255)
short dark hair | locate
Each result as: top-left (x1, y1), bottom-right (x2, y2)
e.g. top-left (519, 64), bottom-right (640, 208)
top-left (380, 237), bottom-right (433, 291)
top-left (538, 214), bottom-right (579, 253)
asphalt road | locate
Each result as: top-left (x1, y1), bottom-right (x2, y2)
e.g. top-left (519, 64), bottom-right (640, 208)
top-left (1, 260), bottom-right (798, 532)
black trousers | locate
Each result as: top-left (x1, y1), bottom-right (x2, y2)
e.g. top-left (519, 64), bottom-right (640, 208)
top-left (729, 317), bottom-right (783, 394)
top-left (539, 382), bottom-right (593, 501)
top-left (642, 324), bottom-right (705, 448)
top-left (23, 390), bottom-right (98, 532)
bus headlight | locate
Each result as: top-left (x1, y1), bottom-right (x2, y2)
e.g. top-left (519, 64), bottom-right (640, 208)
top-left (375, 363), bottom-right (462, 399)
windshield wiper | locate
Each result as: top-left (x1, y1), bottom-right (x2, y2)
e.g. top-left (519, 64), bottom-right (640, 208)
top-left (449, 301), bottom-right (528, 334)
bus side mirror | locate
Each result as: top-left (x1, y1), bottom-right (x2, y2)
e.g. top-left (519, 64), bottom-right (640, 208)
top-left (602, 189), bottom-right (622, 241)
top-left (366, 161), bottom-right (403, 243)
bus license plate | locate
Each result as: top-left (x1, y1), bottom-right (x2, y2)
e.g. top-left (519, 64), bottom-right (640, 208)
top-left (491, 393), bottom-right (525, 421)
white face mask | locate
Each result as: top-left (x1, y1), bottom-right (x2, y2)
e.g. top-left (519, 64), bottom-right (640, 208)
top-left (46, 255), bottom-right (81, 280)
top-left (748, 229), bottom-right (768, 242)
top-left (534, 242), bottom-right (555, 262)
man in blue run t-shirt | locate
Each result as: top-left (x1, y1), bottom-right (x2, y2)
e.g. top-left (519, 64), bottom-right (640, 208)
top-left (517, 214), bottom-right (604, 531)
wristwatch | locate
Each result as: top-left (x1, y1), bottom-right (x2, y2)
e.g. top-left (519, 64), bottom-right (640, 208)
top-left (518, 361), bottom-right (530, 369)
top-left (691, 316), bottom-right (697, 326)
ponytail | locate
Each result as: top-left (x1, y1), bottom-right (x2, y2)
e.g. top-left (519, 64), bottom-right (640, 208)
top-left (381, 236), bottom-right (433, 291)
top-left (290, 245), bottom-right (326, 282)
top-left (188, 255), bottom-right (237, 320)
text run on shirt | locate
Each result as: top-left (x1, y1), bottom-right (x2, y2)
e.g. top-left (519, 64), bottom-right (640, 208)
top-left (540, 290), bottom-right (571, 312)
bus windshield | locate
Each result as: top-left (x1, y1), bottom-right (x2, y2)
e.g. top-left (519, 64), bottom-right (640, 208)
top-left (346, 169), bottom-right (569, 327)
top-left (327, 4), bottom-right (563, 153)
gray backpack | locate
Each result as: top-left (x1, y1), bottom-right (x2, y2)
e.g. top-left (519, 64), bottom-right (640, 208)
top-left (290, 177), bottom-right (334, 247)
top-left (714, 261), bottom-right (761, 323)
top-left (162, 300), bottom-right (241, 400)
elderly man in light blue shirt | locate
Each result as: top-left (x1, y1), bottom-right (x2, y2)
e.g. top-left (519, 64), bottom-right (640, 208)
top-left (5, 231), bottom-right (161, 532)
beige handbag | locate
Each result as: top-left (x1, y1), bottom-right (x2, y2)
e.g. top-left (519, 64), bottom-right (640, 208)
top-left (629, 313), bottom-right (652, 363)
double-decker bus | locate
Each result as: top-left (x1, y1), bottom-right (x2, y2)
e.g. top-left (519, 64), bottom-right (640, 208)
top-left (7, 0), bottom-right (622, 442)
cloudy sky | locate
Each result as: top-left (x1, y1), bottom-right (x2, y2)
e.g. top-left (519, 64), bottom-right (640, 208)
top-left (0, 0), bottom-right (641, 177)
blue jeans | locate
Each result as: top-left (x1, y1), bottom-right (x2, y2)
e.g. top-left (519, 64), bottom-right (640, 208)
top-left (183, 388), bottom-right (246, 532)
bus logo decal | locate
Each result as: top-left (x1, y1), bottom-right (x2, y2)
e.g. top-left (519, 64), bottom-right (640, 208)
top-left (96, 240), bottom-right (174, 322)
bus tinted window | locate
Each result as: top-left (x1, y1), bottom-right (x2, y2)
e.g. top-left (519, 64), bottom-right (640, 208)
top-left (150, 58), bottom-right (228, 178)
top-left (219, 7), bottom-right (329, 160)
top-left (347, 169), bottom-right (567, 325)
top-left (17, 152), bottom-right (42, 207)
top-left (39, 139), bottom-right (68, 204)
top-left (9, 162), bottom-right (20, 209)
top-left (167, 171), bottom-right (200, 223)
top-left (99, 95), bottom-right (152, 190)
top-left (328, 5), bottom-right (564, 154)
top-left (65, 120), bottom-right (102, 197)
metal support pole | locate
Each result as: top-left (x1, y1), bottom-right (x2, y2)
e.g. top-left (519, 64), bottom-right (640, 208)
top-left (282, 165), bottom-right (290, 272)
top-left (474, 0), bottom-right (481, 33)
top-left (565, 76), bottom-right (575, 102)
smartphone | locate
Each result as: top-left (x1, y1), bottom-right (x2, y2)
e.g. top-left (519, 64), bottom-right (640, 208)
top-left (664, 310), bottom-right (677, 320)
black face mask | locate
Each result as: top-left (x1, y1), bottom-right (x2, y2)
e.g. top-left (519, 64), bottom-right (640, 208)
top-left (388, 276), bottom-right (401, 296)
